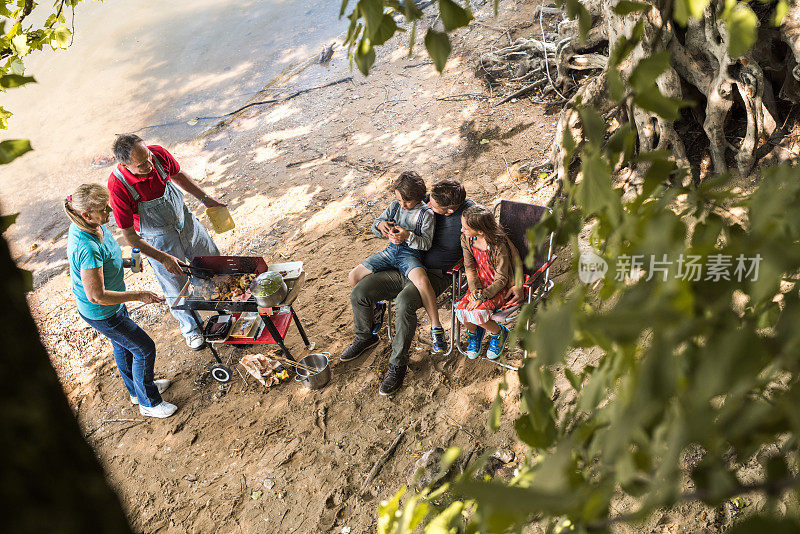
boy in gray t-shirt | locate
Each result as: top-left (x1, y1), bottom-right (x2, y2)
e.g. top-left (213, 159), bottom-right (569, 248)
top-left (348, 171), bottom-right (446, 352)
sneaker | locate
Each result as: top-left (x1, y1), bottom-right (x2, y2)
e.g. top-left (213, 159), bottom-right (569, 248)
top-left (465, 327), bottom-right (485, 359)
top-left (186, 332), bottom-right (205, 351)
top-left (130, 378), bottom-right (172, 405)
top-left (139, 401), bottom-right (178, 418)
top-left (486, 326), bottom-right (510, 360)
top-left (431, 326), bottom-right (447, 354)
top-left (339, 335), bottom-right (379, 362)
top-left (371, 302), bottom-right (387, 335)
top-left (379, 363), bottom-right (407, 396)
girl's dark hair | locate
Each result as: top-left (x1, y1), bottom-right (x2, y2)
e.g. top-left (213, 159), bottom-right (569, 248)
top-left (393, 171), bottom-right (427, 202)
top-left (430, 179), bottom-right (466, 210)
top-left (462, 204), bottom-right (506, 249)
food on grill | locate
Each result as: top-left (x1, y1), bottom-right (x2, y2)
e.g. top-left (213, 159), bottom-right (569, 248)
top-left (191, 273), bottom-right (256, 301)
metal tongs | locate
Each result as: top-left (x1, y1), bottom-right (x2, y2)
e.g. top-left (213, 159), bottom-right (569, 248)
top-left (180, 265), bottom-right (216, 280)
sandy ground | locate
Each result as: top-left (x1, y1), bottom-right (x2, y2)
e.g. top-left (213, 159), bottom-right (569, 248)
top-left (11, 0), bottom-right (766, 531)
top-left (15, 1), bottom-right (645, 532)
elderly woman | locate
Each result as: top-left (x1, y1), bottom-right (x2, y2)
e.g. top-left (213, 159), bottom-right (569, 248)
top-left (65, 184), bottom-right (177, 418)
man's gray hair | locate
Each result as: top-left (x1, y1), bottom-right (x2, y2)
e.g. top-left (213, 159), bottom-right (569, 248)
top-left (113, 133), bottom-right (144, 163)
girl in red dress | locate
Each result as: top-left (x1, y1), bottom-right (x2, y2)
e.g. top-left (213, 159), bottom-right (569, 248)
top-left (455, 205), bottom-right (519, 359)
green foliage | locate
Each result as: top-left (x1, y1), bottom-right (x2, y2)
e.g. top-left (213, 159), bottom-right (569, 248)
top-left (720, 0), bottom-right (758, 58)
top-left (0, 139), bottom-right (32, 164)
top-left (358, 0), bottom-right (800, 531)
top-left (342, 0), bottom-right (476, 73)
top-left (425, 29), bottom-right (451, 73)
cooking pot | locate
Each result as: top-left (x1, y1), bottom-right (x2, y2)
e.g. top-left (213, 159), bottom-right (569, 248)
top-left (294, 353), bottom-right (331, 390)
top-left (250, 271), bottom-right (288, 307)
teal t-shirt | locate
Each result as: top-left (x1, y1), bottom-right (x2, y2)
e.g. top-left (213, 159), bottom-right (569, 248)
top-left (67, 223), bottom-right (126, 320)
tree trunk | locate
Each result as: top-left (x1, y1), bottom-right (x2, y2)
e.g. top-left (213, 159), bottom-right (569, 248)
top-left (0, 231), bottom-right (132, 533)
top-left (481, 0), bottom-right (800, 184)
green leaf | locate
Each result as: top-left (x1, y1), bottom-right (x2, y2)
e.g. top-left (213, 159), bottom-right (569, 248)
top-left (728, 517), bottom-right (800, 534)
top-left (487, 387), bottom-right (504, 432)
top-left (439, 0), bottom-right (474, 32)
top-left (613, 0), bottom-right (651, 15)
top-left (577, 105), bottom-right (605, 145)
top-left (683, 0), bottom-right (711, 21)
top-left (565, 0), bottom-right (592, 42)
top-left (774, 0), bottom-right (790, 25)
top-left (633, 89), bottom-right (686, 120)
top-left (610, 21), bottom-right (644, 66)
top-left (20, 268), bottom-right (33, 292)
top-left (440, 446), bottom-right (462, 473)
top-left (0, 107), bottom-right (13, 130)
top-left (424, 501), bottom-right (464, 534)
top-left (359, 0), bottom-right (384, 42)
top-left (641, 158), bottom-right (675, 197)
top-left (607, 66), bottom-right (624, 101)
top-left (408, 20), bottom-right (417, 57)
top-left (9, 58), bottom-right (24, 75)
top-left (0, 139), bottom-right (32, 164)
top-left (629, 51), bottom-right (671, 92)
top-left (424, 29), bottom-right (451, 73)
top-left (340, 0), bottom-right (350, 17)
top-left (0, 212), bottom-right (19, 233)
top-left (0, 74), bottom-right (36, 89)
top-left (51, 25), bottom-right (71, 49)
top-left (564, 367), bottom-right (581, 390)
top-left (723, 3), bottom-right (758, 58)
top-left (372, 14), bottom-right (398, 46)
top-left (11, 33), bottom-right (29, 55)
top-left (533, 300), bottom-right (576, 365)
top-left (378, 486), bottom-right (406, 534)
top-left (354, 37), bottom-right (376, 76)
top-left (580, 151), bottom-right (618, 216)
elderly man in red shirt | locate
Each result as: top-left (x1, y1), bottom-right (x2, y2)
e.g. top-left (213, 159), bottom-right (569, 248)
top-left (108, 133), bottom-right (224, 350)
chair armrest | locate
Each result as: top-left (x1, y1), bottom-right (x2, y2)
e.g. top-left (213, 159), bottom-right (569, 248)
top-left (522, 255), bottom-right (557, 288)
top-left (447, 259), bottom-right (464, 275)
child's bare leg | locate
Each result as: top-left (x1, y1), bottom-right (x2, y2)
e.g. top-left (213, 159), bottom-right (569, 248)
top-left (463, 321), bottom-right (478, 333)
top-left (407, 267), bottom-right (441, 327)
top-left (348, 264), bottom-right (373, 288)
top-left (474, 319), bottom-right (501, 335)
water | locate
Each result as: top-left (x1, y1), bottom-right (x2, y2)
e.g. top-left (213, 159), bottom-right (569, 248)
top-left (0, 0), bottom-right (344, 255)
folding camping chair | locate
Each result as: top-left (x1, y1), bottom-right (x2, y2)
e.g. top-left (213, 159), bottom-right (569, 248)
top-left (451, 200), bottom-right (556, 366)
top-left (381, 261), bottom-right (464, 356)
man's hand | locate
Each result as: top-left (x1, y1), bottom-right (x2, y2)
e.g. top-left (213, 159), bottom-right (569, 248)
top-left (377, 221), bottom-right (394, 237)
top-left (161, 254), bottom-right (188, 277)
top-left (507, 285), bottom-right (526, 306)
top-left (389, 226), bottom-right (410, 244)
top-left (202, 196), bottom-right (226, 208)
top-left (137, 291), bottom-right (165, 304)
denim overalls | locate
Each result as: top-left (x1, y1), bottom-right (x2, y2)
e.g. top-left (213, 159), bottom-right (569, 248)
top-left (113, 155), bottom-right (219, 337)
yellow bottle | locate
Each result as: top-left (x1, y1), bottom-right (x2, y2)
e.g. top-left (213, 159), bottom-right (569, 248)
top-left (207, 206), bottom-right (235, 233)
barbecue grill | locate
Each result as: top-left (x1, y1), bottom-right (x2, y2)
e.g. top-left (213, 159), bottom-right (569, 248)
top-left (171, 256), bottom-right (313, 383)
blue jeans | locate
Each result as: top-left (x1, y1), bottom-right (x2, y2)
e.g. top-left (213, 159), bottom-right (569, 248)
top-left (80, 305), bottom-right (162, 407)
top-left (362, 243), bottom-right (425, 277)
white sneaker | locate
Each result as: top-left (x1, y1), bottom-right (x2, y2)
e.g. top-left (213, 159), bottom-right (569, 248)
top-left (186, 333), bottom-right (205, 350)
top-left (130, 378), bottom-right (171, 405)
top-left (139, 401), bottom-right (178, 418)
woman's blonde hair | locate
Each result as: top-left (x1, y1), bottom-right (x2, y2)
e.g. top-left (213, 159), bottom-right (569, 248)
top-left (64, 184), bottom-right (110, 238)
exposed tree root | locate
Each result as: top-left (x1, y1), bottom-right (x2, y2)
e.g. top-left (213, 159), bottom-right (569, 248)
top-left (483, 1), bottom-right (800, 187)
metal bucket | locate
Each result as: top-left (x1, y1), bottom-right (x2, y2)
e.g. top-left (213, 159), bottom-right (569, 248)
top-left (294, 352), bottom-right (331, 390)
